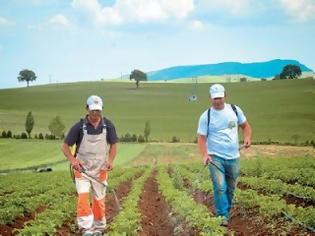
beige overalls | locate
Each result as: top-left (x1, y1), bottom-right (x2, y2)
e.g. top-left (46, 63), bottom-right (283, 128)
top-left (74, 120), bottom-right (108, 234)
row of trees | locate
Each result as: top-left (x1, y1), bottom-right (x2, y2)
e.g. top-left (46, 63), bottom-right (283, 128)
top-left (120, 121), bottom-right (151, 142)
top-left (24, 112), bottom-right (65, 138)
top-left (10, 112), bottom-right (152, 142)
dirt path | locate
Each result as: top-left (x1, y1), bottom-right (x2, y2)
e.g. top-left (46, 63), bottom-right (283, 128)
top-left (139, 170), bottom-right (199, 236)
top-left (240, 145), bottom-right (314, 159)
top-left (138, 170), bottom-right (175, 236)
top-left (105, 180), bottom-right (133, 224)
top-left (130, 144), bottom-right (314, 166)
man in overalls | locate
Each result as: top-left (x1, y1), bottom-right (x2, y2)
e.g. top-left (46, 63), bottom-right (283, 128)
top-left (62, 95), bottom-right (118, 236)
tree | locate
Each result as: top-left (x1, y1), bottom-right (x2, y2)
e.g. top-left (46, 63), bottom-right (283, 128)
top-left (17, 69), bottom-right (37, 87)
top-left (48, 116), bottom-right (65, 138)
top-left (240, 77), bottom-right (247, 82)
top-left (25, 111), bottom-right (34, 138)
top-left (129, 69), bottom-right (147, 88)
top-left (144, 121), bottom-right (151, 142)
top-left (279, 64), bottom-right (302, 80)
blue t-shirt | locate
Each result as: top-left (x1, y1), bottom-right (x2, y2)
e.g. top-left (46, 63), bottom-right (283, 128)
top-left (197, 103), bottom-right (247, 159)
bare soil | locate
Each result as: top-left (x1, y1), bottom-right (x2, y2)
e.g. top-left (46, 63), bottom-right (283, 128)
top-left (139, 170), bottom-right (175, 236)
top-left (0, 206), bottom-right (46, 236)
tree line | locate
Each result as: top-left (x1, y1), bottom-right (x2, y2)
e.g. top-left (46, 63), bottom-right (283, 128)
top-left (1, 112), bottom-right (65, 140)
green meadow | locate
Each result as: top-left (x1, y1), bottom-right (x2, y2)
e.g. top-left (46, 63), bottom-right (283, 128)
top-left (0, 79), bottom-right (314, 142)
top-left (0, 139), bottom-right (146, 171)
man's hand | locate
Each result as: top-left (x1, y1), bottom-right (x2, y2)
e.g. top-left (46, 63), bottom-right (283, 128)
top-left (243, 137), bottom-right (251, 148)
top-left (70, 158), bottom-right (83, 171)
top-left (203, 155), bottom-right (212, 166)
top-left (106, 161), bottom-right (113, 171)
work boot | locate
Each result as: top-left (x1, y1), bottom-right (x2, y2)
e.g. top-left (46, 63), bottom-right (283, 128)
top-left (220, 217), bottom-right (229, 227)
top-left (93, 231), bottom-right (103, 236)
top-left (82, 229), bottom-right (93, 236)
top-left (82, 233), bottom-right (93, 236)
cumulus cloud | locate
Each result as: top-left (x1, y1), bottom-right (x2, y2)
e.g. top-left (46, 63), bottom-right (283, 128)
top-left (72, 0), bottom-right (194, 26)
top-left (279, 0), bottom-right (315, 22)
top-left (49, 14), bottom-right (72, 27)
top-left (196, 0), bottom-right (264, 17)
top-left (28, 14), bottom-right (73, 30)
top-left (0, 16), bottom-right (12, 27)
top-left (72, 0), bottom-right (122, 25)
top-left (189, 20), bottom-right (204, 30)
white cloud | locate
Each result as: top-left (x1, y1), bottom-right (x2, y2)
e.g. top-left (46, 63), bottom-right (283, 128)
top-left (31, 0), bottom-right (42, 5)
top-left (72, 0), bottom-right (122, 25)
top-left (72, 0), bottom-right (194, 26)
top-left (49, 14), bottom-right (72, 27)
top-left (28, 14), bottom-right (73, 30)
top-left (189, 20), bottom-right (204, 30)
top-left (196, 0), bottom-right (263, 17)
top-left (279, 0), bottom-right (315, 22)
top-left (0, 16), bottom-right (12, 27)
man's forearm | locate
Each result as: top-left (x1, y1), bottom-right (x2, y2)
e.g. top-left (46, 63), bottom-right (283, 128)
top-left (62, 143), bottom-right (75, 162)
top-left (243, 122), bottom-right (252, 140)
top-left (197, 135), bottom-right (208, 157)
top-left (108, 144), bottom-right (117, 163)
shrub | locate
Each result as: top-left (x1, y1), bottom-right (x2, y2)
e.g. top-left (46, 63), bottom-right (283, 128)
top-left (193, 137), bottom-right (197, 143)
top-left (144, 121), bottom-right (151, 142)
top-left (171, 136), bottom-right (180, 143)
top-left (48, 116), bottom-right (65, 138)
top-left (138, 135), bottom-right (145, 143)
top-left (7, 130), bottom-right (12, 138)
top-left (124, 133), bottom-right (132, 142)
top-left (131, 134), bottom-right (138, 142)
top-left (38, 133), bottom-right (44, 139)
top-left (1, 130), bottom-right (6, 138)
top-left (21, 132), bottom-right (28, 139)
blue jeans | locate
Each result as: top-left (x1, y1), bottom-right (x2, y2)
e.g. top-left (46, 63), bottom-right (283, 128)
top-left (208, 155), bottom-right (240, 218)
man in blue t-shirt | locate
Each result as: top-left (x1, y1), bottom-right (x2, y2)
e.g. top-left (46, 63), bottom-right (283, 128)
top-left (197, 84), bottom-right (251, 226)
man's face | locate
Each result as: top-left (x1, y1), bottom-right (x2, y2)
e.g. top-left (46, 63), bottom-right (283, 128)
top-left (211, 96), bottom-right (225, 109)
top-left (88, 109), bottom-right (102, 121)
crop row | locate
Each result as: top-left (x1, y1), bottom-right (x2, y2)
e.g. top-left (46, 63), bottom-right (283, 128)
top-left (157, 166), bottom-right (225, 236)
top-left (182, 163), bottom-right (315, 232)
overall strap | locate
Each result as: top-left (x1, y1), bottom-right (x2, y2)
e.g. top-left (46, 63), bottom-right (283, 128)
top-left (207, 108), bottom-right (211, 137)
top-left (102, 117), bottom-right (107, 134)
top-left (82, 118), bottom-right (88, 135)
top-left (230, 104), bottom-right (238, 117)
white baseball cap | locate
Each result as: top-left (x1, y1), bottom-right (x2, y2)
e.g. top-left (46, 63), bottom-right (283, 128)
top-left (209, 84), bottom-right (225, 99)
top-left (86, 95), bottom-right (103, 111)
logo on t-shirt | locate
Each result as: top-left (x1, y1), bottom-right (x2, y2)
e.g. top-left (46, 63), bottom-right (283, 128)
top-left (228, 121), bottom-right (236, 129)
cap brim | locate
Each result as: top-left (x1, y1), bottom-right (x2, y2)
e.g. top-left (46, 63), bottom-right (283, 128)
top-left (88, 105), bottom-right (102, 111)
top-left (211, 92), bottom-right (225, 99)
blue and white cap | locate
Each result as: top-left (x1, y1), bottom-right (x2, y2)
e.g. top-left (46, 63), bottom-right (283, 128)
top-left (86, 95), bottom-right (103, 111)
top-left (209, 84), bottom-right (225, 99)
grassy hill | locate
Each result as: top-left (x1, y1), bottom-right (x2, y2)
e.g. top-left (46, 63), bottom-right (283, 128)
top-left (0, 79), bottom-right (314, 143)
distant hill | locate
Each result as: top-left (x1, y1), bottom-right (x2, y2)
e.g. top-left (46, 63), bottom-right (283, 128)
top-left (147, 59), bottom-right (313, 81)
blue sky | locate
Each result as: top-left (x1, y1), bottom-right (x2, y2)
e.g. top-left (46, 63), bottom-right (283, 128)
top-left (0, 0), bottom-right (314, 88)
